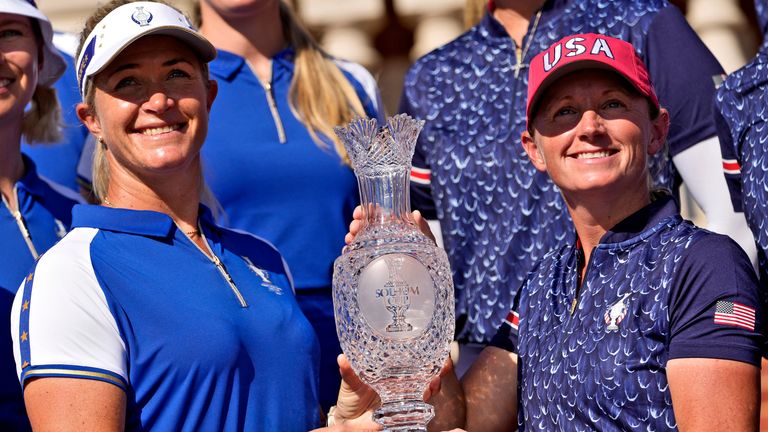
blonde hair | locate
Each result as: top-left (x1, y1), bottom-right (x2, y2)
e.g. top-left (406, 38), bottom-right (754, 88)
top-left (280, 2), bottom-right (366, 165)
top-left (464, 0), bottom-right (487, 30)
top-left (91, 136), bottom-right (109, 202)
top-left (24, 20), bottom-right (62, 144)
top-left (23, 86), bottom-right (62, 143)
top-left (194, 1), bottom-right (368, 165)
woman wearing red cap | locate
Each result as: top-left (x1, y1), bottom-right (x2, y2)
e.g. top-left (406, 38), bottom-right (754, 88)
top-left (341, 33), bottom-right (763, 431)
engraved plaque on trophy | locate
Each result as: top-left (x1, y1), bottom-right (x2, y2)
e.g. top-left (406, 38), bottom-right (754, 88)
top-left (333, 115), bottom-right (455, 431)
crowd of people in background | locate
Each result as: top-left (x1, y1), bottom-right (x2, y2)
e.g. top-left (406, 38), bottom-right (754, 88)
top-left (1, 0), bottom-right (766, 430)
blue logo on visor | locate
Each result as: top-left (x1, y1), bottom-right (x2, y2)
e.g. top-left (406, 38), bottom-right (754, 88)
top-left (131, 6), bottom-right (153, 27)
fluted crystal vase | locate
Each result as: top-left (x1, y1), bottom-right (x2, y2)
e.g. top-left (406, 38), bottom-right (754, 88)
top-left (333, 115), bottom-right (455, 431)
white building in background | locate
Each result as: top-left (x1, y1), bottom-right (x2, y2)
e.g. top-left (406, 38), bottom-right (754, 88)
top-left (38, 0), bottom-right (759, 114)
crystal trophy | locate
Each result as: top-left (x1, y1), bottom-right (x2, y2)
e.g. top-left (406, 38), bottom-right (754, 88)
top-left (333, 114), bottom-right (455, 431)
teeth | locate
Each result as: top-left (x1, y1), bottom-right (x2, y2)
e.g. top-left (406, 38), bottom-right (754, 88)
top-left (576, 151), bottom-right (611, 159)
top-left (0, 79), bottom-right (11, 87)
top-left (141, 124), bottom-right (180, 136)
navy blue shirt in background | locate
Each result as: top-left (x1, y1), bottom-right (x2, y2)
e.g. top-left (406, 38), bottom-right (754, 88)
top-left (714, 0), bottom-right (768, 283)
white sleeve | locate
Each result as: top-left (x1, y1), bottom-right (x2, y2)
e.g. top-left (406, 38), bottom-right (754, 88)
top-left (335, 59), bottom-right (386, 121)
top-left (673, 135), bottom-right (759, 270)
top-left (11, 228), bottom-right (128, 390)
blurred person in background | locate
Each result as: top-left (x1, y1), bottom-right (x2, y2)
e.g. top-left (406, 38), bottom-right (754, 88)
top-left (21, 31), bottom-right (91, 194)
top-left (400, 0), bottom-right (757, 373)
top-left (714, 0), bottom-right (768, 285)
top-left (0, 1), bottom-right (82, 430)
top-left (191, 0), bottom-right (384, 412)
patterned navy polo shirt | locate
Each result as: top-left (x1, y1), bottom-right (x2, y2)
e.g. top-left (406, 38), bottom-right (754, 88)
top-left (400, 0), bottom-right (725, 344)
top-left (714, 0), bottom-right (768, 282)
top-left (490, 196), bottom-right (762, 430)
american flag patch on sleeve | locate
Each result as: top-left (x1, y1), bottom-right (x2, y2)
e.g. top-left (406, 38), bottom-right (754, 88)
top-left (714, 301), bottom-right (755, 331)
top-left (503, 311), bottom-right (520, 331)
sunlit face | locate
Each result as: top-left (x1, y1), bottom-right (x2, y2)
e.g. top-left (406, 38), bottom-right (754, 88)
top-left (77, 35), bottom-right (216, 181)
top-left (522, 69), bottom-right (669, 198)
top-left (0, 13), bottom-right (39, 126)
top-left (201, 0), bottom-right (276, 19)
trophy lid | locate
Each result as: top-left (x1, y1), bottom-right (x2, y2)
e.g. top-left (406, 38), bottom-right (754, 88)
top-left (335, 114), bottom-right (425, 176)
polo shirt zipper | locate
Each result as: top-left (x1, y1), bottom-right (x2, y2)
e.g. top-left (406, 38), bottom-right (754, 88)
top-left (571, 246), bottom-right (595, 315)
top-left (248, 61), bottom-right (287, 144)
top-left (2, 185), bottom-right (39, 260)
top-left (185, 224), bottom-right (249, 308)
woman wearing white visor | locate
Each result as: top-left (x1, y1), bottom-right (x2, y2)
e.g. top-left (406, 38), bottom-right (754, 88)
top-left (10, 1), bottom-right (344, 430)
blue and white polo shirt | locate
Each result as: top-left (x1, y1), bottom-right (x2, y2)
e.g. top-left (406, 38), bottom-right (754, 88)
top-left (11, 204), bottom-right (321, 431)
top-left (1, 154), bottom-right (81, 432)
top-left (490, 196), bottom-right (762, 430)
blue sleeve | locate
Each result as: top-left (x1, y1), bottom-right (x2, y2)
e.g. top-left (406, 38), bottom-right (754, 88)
top-left (399, 67), bottom-right (438, 220)
top-left (645, 6), bottom-right (724, 155)
top-left (667, 234), bottom-right (763, 365)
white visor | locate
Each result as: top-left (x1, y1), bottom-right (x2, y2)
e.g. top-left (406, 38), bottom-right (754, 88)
top-left (76, 1), bottom-right (216, 97)
top-left (0, 0), bottom-right (66, 86)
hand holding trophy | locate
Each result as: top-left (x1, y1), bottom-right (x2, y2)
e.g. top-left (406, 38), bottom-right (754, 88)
top-left (333, 115), bottom-right (455, 431)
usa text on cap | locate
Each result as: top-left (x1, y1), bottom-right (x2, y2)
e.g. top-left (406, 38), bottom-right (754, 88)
top-left (526, 33), bottom-right (659, 126)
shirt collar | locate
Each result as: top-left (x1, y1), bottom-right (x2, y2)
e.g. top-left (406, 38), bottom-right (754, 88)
top-left (71, 204), bottom-right (216, 238)
top-left (209, 48), bottom-right (246, 81)
top-left (480, 1), bottom-right (560, 44)
top-left (598, 194), bottom-right (679, 246)
top-left (210, 47), bottom-right (296, 81)
top-left (479, 9), bottom-right (512, 41)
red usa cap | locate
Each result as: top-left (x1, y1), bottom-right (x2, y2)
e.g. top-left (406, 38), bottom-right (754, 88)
top-left (526, 33), bottom-right (659, 127)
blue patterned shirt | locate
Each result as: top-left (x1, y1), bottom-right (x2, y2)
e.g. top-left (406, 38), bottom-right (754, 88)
top-left (490, 197), bottom-right (762, 430)
top-left (400, 0), bottom-right (724, 344)
top-left (714, 0), bottom-right (768, 282)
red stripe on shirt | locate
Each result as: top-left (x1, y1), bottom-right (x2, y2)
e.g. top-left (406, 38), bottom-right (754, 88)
top-left (722, 159), bottom-right (741, 173)
top-left (503, 311), bottom-right (520, 331)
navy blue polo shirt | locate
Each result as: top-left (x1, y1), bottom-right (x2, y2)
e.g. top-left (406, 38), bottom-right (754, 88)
top-left (0, 155), bottom-right (81, 432)
top-left (714, 0), bottom-right (768, 282)
top-left (11, 205), bottom-right (321, 431)
top-left (400, 0), bottom-right (725, 344)
top-left (490, 196), bottom-right (762, 430)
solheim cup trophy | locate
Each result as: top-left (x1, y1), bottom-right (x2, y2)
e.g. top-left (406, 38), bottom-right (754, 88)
top-left (333, 114), bottom-right (455, 431)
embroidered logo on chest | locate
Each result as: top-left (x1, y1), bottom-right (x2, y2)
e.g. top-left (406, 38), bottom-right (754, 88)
top-left (604, 293), bottom-right (630, 332)
top-left (241, 256), bottom-right (283, 295)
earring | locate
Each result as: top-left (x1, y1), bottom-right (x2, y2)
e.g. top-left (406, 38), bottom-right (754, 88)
top-left (98, 136), bottom-right (105, 147)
